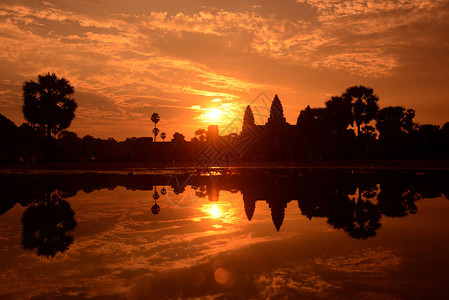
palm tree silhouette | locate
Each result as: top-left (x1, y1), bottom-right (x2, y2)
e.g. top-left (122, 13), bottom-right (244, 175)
top-left (161, 132), bottom-right (167, 142)
top-left (22, 73), bottom-right (78, 137)
top-left (152, 127), bottom-right (160, 141)
top-left (342, 86), bottom-right (379, 136)
top-left (327, 191), bottom-right (381, 240)
top-left (151, 113), bottom-right (160, 141)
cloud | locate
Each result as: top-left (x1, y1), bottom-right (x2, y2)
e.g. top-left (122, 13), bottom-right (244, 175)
top-left (0, 0), bottom-right (449, 138)
top-left (298, 0), bottom-right (448, 21)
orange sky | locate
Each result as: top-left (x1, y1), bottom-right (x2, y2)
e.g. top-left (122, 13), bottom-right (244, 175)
top-left (1, 0), bottom-right (448, 140)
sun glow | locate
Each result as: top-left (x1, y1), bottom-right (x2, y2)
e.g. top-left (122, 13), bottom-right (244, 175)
top-left (202, 107), bottom-right (223, 123)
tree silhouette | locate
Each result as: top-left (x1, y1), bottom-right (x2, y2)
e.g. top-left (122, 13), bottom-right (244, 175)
top-left (403, 109), bottom-right (416, 134)
top-left (361, 125), bottom-right (376, 138)
top-left (342, 86), bottom-right (379, 136)
top-left (152, 127), bottom-right (160, 141)
top-left (194, 129), bottom-right (207, 142)
top-left (325, 96), bottom-right (353, 134)
top-left (376, 106), bottom-right (415, 142)
top-left (22, 73), bottom-right (77, 137)
top-left (172, 132), bottom-right (186, 143)
top-left (151, 113), bottom-right (160, 125)
top-left (442, 122), bottom-right (449, 135)
top-left (296, 105), bottom-right (332, 159)
top-left (151, 113), bottom-right (160, 141)
top-left (160, 132), bottom-right (167, 142)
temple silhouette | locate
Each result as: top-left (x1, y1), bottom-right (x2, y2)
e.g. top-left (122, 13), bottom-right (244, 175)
top-left (2, 91), bottom-right (449, 164)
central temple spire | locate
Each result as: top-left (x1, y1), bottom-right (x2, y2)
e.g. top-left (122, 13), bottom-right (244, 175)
top-left (266, 94), bottom-right (287, 128)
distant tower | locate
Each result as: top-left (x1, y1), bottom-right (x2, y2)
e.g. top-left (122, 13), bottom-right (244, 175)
top-left (206, 125), bottom-right (219, 141)
top-left (243, 193), bottom-right (256, 221)
top-left (242, 105), bottom-right (256, 133)
top-left (266, 95), bottom-right (287, 129)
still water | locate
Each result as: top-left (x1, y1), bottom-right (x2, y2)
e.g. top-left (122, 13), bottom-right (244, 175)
top-left (0, 169), bottom-right (448, 299)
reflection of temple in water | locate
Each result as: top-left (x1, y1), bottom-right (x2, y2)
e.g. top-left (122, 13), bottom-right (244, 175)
top-left (243, 194), bottom-right (255, 221)
top-left (243, 192), bottom-right (288, 231)
top-left (268, 199), bottom-right (288, 231)
top-left (1, 170), bottom-right (448, 240)
top-left (171, 170), bottom-right (447, 238)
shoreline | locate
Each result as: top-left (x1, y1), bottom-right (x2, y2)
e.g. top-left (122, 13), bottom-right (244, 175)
top-left (2, 160), bottom-right (449, 174)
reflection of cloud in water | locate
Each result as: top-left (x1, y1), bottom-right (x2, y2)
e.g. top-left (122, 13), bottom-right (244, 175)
top-left (315, 247), bottom-right (401, 273)
top-left (8, 187), bottom-right (281, 298)
top-left (1, 172), bottom-right (449, 299)
top-left (255, 268), bottom-right (334, 299)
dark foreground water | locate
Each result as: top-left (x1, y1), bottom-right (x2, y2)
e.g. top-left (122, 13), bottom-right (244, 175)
top-left (0, 169), bottom-right (448, 299)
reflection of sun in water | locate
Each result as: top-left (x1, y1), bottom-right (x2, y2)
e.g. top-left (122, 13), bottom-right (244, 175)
top-left (202, 108), bottom-right (222, 123)
top-left (199, 201), bottom-right (237, 224)
top-left (210, 204), bottom-right (221, 218)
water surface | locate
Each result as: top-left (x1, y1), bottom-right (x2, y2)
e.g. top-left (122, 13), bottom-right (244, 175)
top-left (0, 169), bottom-right (448, 299)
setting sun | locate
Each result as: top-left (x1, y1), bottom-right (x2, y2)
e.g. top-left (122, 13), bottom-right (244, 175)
top-left (202, 108), bottom-right (223, 123)
top-left (1, 0), bottom-right (449, 299)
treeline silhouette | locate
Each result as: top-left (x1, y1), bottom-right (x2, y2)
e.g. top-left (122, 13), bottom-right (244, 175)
top-left (1, 170), bottom-right (448, 257)
top-left (1, 74), bottom-right (448, 164)
top-left (241, 87), bottom-right (449, 161)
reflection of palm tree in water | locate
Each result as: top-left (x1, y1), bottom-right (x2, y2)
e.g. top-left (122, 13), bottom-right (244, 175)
top-left (351, 183), bottom-right (381, 239)
top-left (328, 189), bottom-right (381, 240)
top-left (22, 192), bottom-right (77, 258)
top-left (349, 199), bottom-right (381, 239)
top-left (151, 187), bottom-right (160, 215)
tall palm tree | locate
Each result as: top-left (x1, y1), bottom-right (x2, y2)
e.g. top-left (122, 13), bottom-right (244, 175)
top-left (22, 73), bottom-right (77, 137)
top-left (342, 86), bottom-right (379, 136)
top-left (152, 127), bottom-right (160, 141)
top-left (151, 113), bottom-right (160, 141)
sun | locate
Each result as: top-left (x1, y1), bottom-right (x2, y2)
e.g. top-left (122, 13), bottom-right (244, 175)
top-left (202, 107), bottom-right (223, 123)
